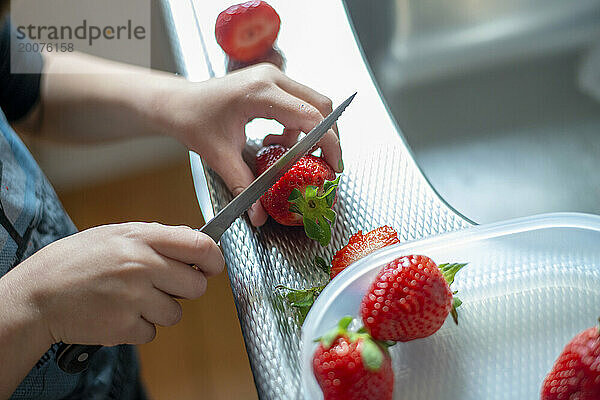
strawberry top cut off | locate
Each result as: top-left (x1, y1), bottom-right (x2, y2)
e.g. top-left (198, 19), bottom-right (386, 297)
top-left (215, 1), bottom-right (281, 62)
top-left (256, 144), bottom-right (339, 246)
top-left (330, 226), bottom-right (400, 280)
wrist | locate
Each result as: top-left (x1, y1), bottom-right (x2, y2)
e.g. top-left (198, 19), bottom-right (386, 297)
top-left (135, 71), bottom-right (193, 141)
top-left (0, 265), bottom-right (55, 350)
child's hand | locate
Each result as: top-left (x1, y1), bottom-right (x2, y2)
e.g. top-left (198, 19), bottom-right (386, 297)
top-left (6, 222), bottom-right (223, 346)
top-left (158, 64), bottom-right (343, 227)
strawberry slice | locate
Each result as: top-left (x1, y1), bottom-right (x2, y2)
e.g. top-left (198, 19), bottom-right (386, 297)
top-left (330, 226), bottom-right (400, 280)
top-left (215, 1), bottom-right (281, 62)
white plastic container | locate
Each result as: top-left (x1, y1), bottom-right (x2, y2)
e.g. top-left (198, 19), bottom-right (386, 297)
top-left (302, 213), bottom-right (600, 399)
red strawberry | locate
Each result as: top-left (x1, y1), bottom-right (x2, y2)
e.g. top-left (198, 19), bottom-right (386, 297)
top-left (256, 144), bottom-right (339, 246)
top-left (215, 1), bottom-right (281, 62)
top-left (360, 255), bottom-right (466, 342)
top-left (541, 318), bottom-right (600, 400)
top-left (313, 316), bottom-right (394, 400)
top-left (330, 226), bottom-right (400, 280)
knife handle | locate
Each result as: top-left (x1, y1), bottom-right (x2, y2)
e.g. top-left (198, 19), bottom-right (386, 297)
top-left (56, 343), bottom-right (102, 374)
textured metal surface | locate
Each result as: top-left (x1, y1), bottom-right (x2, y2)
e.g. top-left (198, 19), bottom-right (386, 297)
top-left (161, 0), bottom-right (472, 398)
top-left (205, 143), bottom-right (470, 399)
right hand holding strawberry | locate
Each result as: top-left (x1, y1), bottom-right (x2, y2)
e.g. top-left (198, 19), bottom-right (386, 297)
top-left (160, 64), bottom-right (342, 228)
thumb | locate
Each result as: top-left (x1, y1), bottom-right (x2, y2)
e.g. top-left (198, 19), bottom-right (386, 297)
top-left (213, 155), bottom-right (268, 227)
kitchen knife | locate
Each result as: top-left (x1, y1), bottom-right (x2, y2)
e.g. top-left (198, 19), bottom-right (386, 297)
top-left (56, 92), bottom-right (356, 374)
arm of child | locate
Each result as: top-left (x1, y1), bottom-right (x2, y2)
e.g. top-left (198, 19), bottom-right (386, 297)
top-left (0, 223), bottom-right (223, 398)
top-left (14, 53), bottom-right (343, 227)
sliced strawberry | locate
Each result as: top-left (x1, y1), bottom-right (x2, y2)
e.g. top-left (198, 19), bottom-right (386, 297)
top-left (215, 1), bottom-right (281, 62)
top-left (330, 226), bottom-right (399, 280)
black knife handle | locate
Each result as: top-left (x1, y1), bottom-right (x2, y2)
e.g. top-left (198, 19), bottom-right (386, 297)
top-left (56, 343), bottom-right (102, 374)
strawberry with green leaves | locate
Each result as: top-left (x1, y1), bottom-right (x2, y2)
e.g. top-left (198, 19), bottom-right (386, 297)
top-left (313, 316), bottom-right (394, 400)
top-left (360, 255), bottom-right (466, 342)
top-left (256, 144), bottom-right (339, 246)
top-left (541, 317), bottom-right (600, 400)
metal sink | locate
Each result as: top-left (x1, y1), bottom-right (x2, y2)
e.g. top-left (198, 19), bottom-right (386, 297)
top-left (345, 0), bottom-right (600, 223)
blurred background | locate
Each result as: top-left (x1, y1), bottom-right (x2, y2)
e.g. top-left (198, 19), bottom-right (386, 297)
top-left (345, 0), bottom-right (600, 223)
top-left (21, 0), bottom-right (600, 398)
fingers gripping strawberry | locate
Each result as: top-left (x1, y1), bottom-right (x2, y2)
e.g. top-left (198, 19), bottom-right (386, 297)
top-left (313, 316), bottom-right (394, 400)
top-left (256, 144), bottom-right (340, 246)
top-left (360, 255), bottom-right (466, 342)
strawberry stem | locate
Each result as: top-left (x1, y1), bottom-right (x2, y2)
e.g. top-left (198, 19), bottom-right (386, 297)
top-left (450, 297), bottom-right (462, 325)
top-left (313, 256), bottom-right (330, 276)
top-left (438, 263), bottom-right (467, 286)
top-left (288, 176), bottom-right (340, 246)
top-left (314, 316), bottom-right (388, 372)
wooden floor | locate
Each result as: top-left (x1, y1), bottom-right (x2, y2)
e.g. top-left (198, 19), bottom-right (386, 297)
top-left (57, 156), bottom-right (258, 400)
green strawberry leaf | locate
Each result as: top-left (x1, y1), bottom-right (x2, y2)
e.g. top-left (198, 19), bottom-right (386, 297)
top-left (286, 175), bottom-right (341, 246)
top-left (338, 316), bottom-right (353, 330)
top-left (320, 329), bottom-right (339, 349)
top-left (303, 216), bottom-right (324, 244)
top-left (314, 256), bottom-right (330, 276)
top-left (450, 296), bottom-right (462, 325)
top-left (289, 292), bottom-right (315, 308)
top-left (439, 263), bottom-right (467, 286)
top-left (323, 208), bottom-right (336, 224)
top-left (296, 305), bottom-right (311, 324)
top-left (317, 216), bottom-right (332, 247)
top-left (305, 185), bottom-right (318, 199)
top-left (322, 176), bottom-right (340, 194)
top-left (275, 284), bottom-right (326, 325)
top-left (288, 188), bottom-right (303, 202)
top-left (361, 338), bottom-right (384, 371)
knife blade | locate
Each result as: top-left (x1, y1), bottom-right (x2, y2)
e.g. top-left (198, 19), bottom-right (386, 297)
top-left (199, 92), bottom-right (356, 242)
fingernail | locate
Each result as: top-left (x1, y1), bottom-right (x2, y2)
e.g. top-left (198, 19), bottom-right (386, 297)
top-left (248, 206), bottom-right (256, 221)
top-left (338, 159), bottom-right (344, 172)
